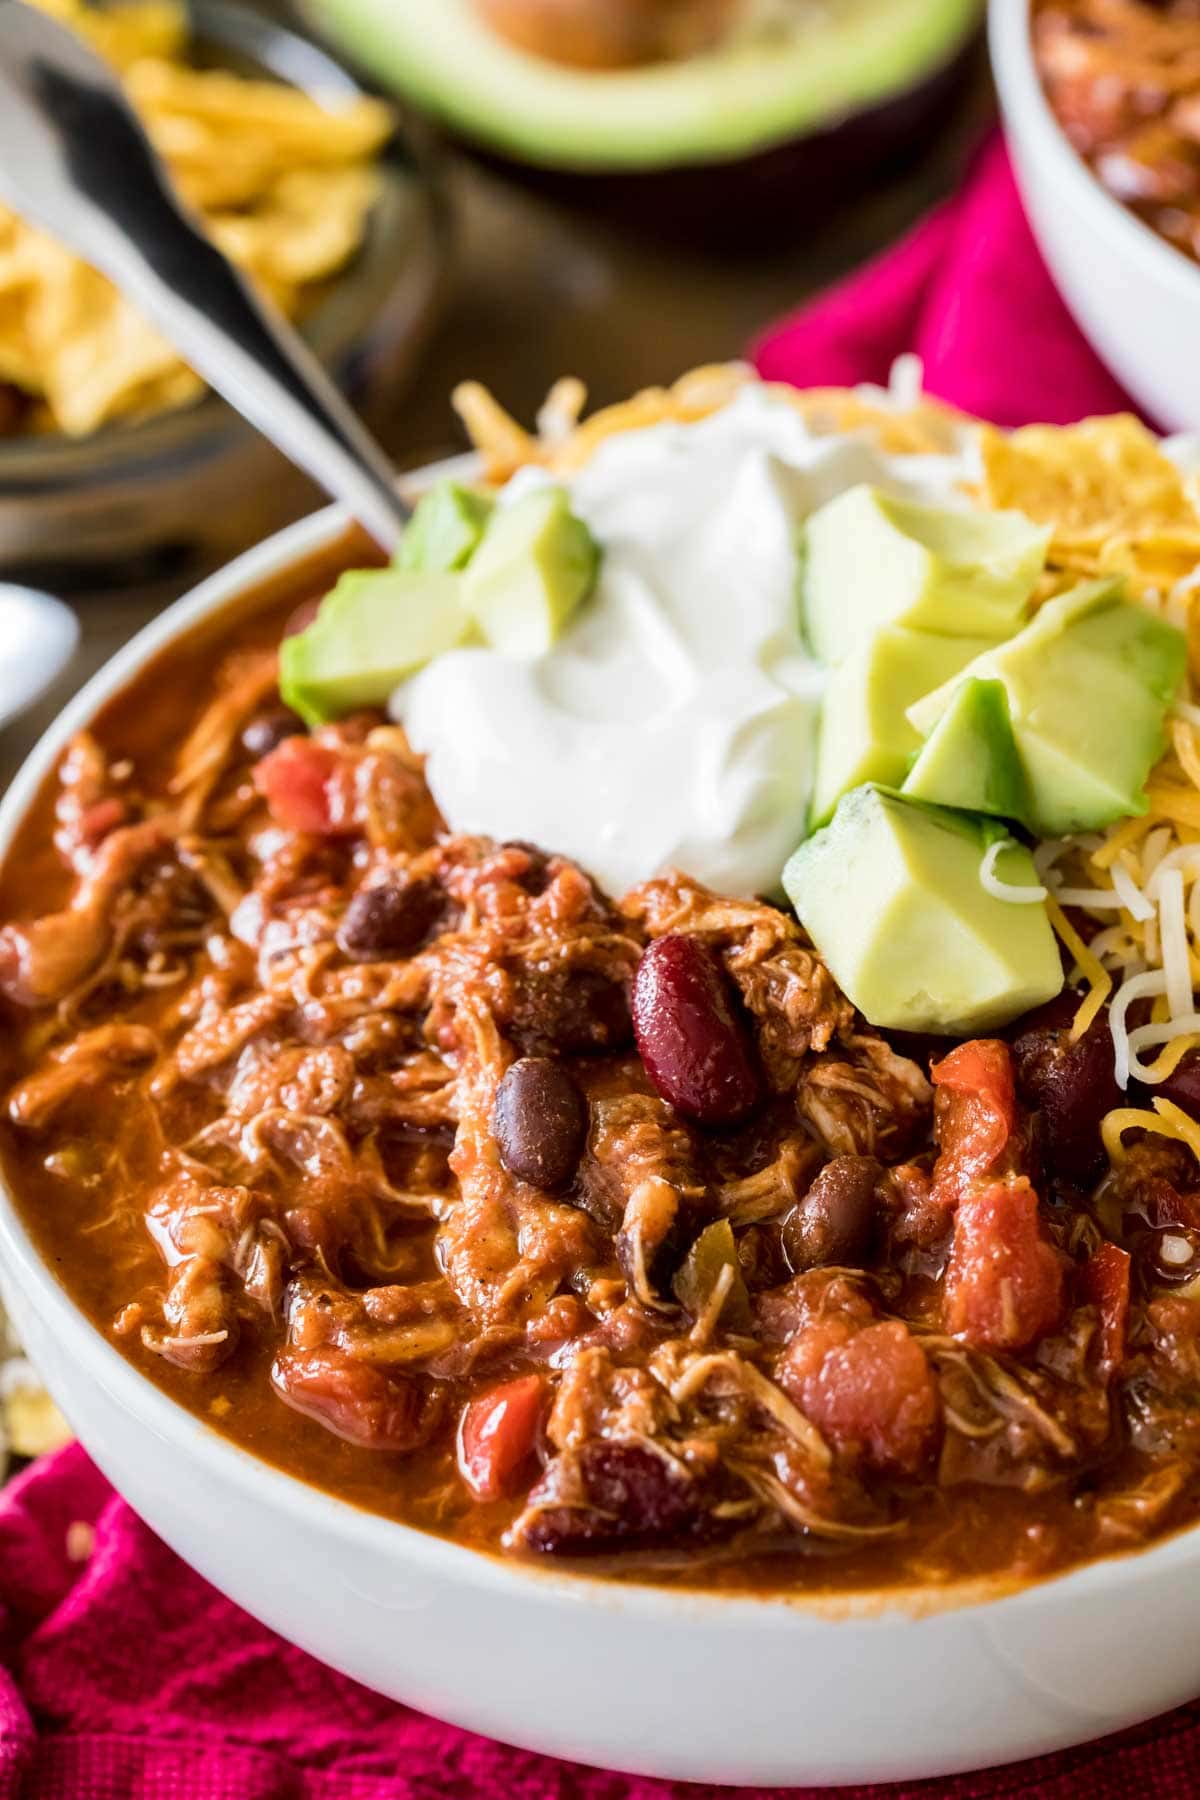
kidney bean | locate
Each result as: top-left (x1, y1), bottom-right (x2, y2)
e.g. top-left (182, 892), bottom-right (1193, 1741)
top-left (632, 934), bottom-right (761, 1128)
top-left (337, 875), bottom-right (444, 961)
top-left (783, 1156), bottom-right (880, 1271)
top-left (493, 1056), bottom-right (587, 1190)
top-left (1157, 1049), bottom-right (1200, 1125)
top-left (521, 1441), bottom-right (701, 1555)
top-left (1010, 993), bottom-right (1121, 1183)
top-left (241, 704), bottom-right (305, 759)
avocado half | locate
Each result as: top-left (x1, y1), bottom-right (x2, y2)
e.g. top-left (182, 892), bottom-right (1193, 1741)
top-left (304, 0), bottom-right (982, 234)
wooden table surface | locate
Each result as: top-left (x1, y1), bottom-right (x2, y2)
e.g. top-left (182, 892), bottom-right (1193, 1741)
top-left (0, 66), bottom-right (991, 791)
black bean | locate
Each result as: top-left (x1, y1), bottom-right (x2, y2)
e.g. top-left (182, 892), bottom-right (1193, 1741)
top-left (241, 705), bottom-right (305, 759)
top-left (337, 875), bottom-right (444, 961)
top-left (1143, 1224), bottom-right (1200, 1286)
top-left (1158, 1049), bottom-right (1200, 1125)
top-left (783, 1155), bottom-right (880, 1271)
top-left (493, 1056), bottom-right (587, 1190)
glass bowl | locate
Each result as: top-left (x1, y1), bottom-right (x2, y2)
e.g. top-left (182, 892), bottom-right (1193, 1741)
top-left (0, 0), bottom-right (448, 586)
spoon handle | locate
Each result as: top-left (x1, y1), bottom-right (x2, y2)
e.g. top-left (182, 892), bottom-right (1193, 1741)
top-left (0, 0), bottom-right (410, 552)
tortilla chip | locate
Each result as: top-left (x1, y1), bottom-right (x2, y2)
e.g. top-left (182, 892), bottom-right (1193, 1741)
top-left (979, 415), bottom-right (1200, 592)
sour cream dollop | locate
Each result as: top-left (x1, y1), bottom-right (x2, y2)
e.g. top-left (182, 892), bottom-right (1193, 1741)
top-left (394, 386), bottom-right (972, 898)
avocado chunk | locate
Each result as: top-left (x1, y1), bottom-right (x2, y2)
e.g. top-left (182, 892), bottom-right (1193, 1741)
top-left (396, 480), bottom-right (494, 573)
top-left (280, 567), bottom-right (472, 726)
top-left (782, 786), bottom-right (1063, 1035)
top-left (907, 578), bottom-right (1187, 836)
top-left (802, 486), bottom-right (1048, 664)
top-left (810, 626), bottom-right (1001, 831)
top-left (463, 484), bottom-right (600, 657)
top-left (901, 677), bottom-right (1028, 821)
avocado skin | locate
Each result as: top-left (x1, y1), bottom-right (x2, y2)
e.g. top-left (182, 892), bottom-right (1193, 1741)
top-left (466, 39), bottom-right (980, 247)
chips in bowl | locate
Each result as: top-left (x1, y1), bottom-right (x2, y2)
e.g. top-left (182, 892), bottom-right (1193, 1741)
top-left (0, 0), bottom-right (393, 437)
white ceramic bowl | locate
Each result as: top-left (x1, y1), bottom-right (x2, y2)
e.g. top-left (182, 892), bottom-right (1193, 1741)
top-left (990, 0), bottom-right (1200, 431)
top-left (3, 503), bottom-right (1200, 1786)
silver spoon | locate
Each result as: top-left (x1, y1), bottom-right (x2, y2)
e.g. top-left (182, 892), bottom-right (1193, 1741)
top-left (0, 0), bottom-right (410, 553)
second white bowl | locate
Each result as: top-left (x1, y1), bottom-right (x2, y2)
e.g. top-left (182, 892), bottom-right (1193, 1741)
top-left (990, 0), bottom-right (1200, 431)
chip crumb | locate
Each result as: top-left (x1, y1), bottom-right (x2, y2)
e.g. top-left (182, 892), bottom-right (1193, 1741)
top-left (1, 1369), bottom-right (72, 1460)
top-left (65, 1521), bottom-right (96, 1564)
top-left (209, 1394), bottom-right (232, 1418)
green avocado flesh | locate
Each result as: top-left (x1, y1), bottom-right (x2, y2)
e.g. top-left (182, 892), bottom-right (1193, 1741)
top-left (809, 627), bottom-right (1000, 831)
top-left (802, 485), bottom-right (1048, 664)
top-left (907, 579), bottom-right (1187, 836)
top-left (280, 569), bottom-right (472, 725)
top-left (396, 481), bottom-right (494, 573)
top-left (463, 485), bottom-right (600, 657)
top-left (302, 0), bottom-right (980, 172)
top-left (901, 677), bottom-right (1028, 821)
top-left (783, 786), bottom-right (1063, 1035)
top-left (280, 481), bottom-right (599, 724)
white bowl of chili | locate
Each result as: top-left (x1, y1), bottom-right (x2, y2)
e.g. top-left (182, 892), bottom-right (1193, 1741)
top-left (990, 0), bottom-right (1200, 431)
top-left (1, 435), bottom-right (1200, 1786)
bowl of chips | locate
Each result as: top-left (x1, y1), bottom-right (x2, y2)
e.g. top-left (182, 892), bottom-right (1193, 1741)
top-left (0, 0), bottom-right (446, 580)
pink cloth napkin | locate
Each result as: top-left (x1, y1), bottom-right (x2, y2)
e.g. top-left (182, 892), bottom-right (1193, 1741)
top-left (3, 1446), bottom-right (1200, 1798)
top-left (2, 135), bottom-right (1189, 1800)
top-left (753, 134), bottom-right (1139, 428)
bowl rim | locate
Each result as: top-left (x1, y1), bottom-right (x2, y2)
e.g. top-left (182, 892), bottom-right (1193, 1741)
top-left (6, 486), bottom-right (1200, 1632)
top-left (989, 0), bottom-right (1200, 306)
top-left (0, 0), bottom-right (445, 480)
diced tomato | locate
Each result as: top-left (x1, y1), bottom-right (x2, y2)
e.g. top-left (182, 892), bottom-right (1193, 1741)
top-left (254, 738), bottom-right (355, 835)
top-left (944, 1177), bottom-right (1066, 1354)
top-left (779, 1316), bottom-right (941, 1477)
top-left (1078, 1242), bottom-right (1131, 1378)
top-left (930, 1039), bottom-right (1021, 1213)
top-left (271, 1347), bottom-right (426, 1451)
top-left (458, 1375), bottom-right (545, 1502)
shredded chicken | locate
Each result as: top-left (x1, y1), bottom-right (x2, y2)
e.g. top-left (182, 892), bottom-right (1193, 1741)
top-left (2, 637), bottom-right (1196, 1587)
top-left (625, 873), bottom-right (853, 1088)
top-left (799, 1034), bottom-right (933, 1160)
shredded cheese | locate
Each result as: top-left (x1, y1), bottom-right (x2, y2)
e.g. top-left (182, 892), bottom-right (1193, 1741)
top-left (1102, 1097), bottom-right (1200, 1168)
top-left (1147, 783), bottom-right (1200, 831)
top-left (1159, 866), bottom-right (1192, 1017)
top-left (1109, 968), bottom-right (1169, 1091)
top-left (1131, 1025), bottom-right (1200, 1084)
top-left (979, 839), bottom-right (1047, 903)
top-left (1111, 858), bottom-right (1155, 922)
top-left (1045, 896), bottom-right (1113, 1041)
top-left (1174, 718), bottom-right (1200, 792)
top-left (1091, 814), bottom-right (1153, 871)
